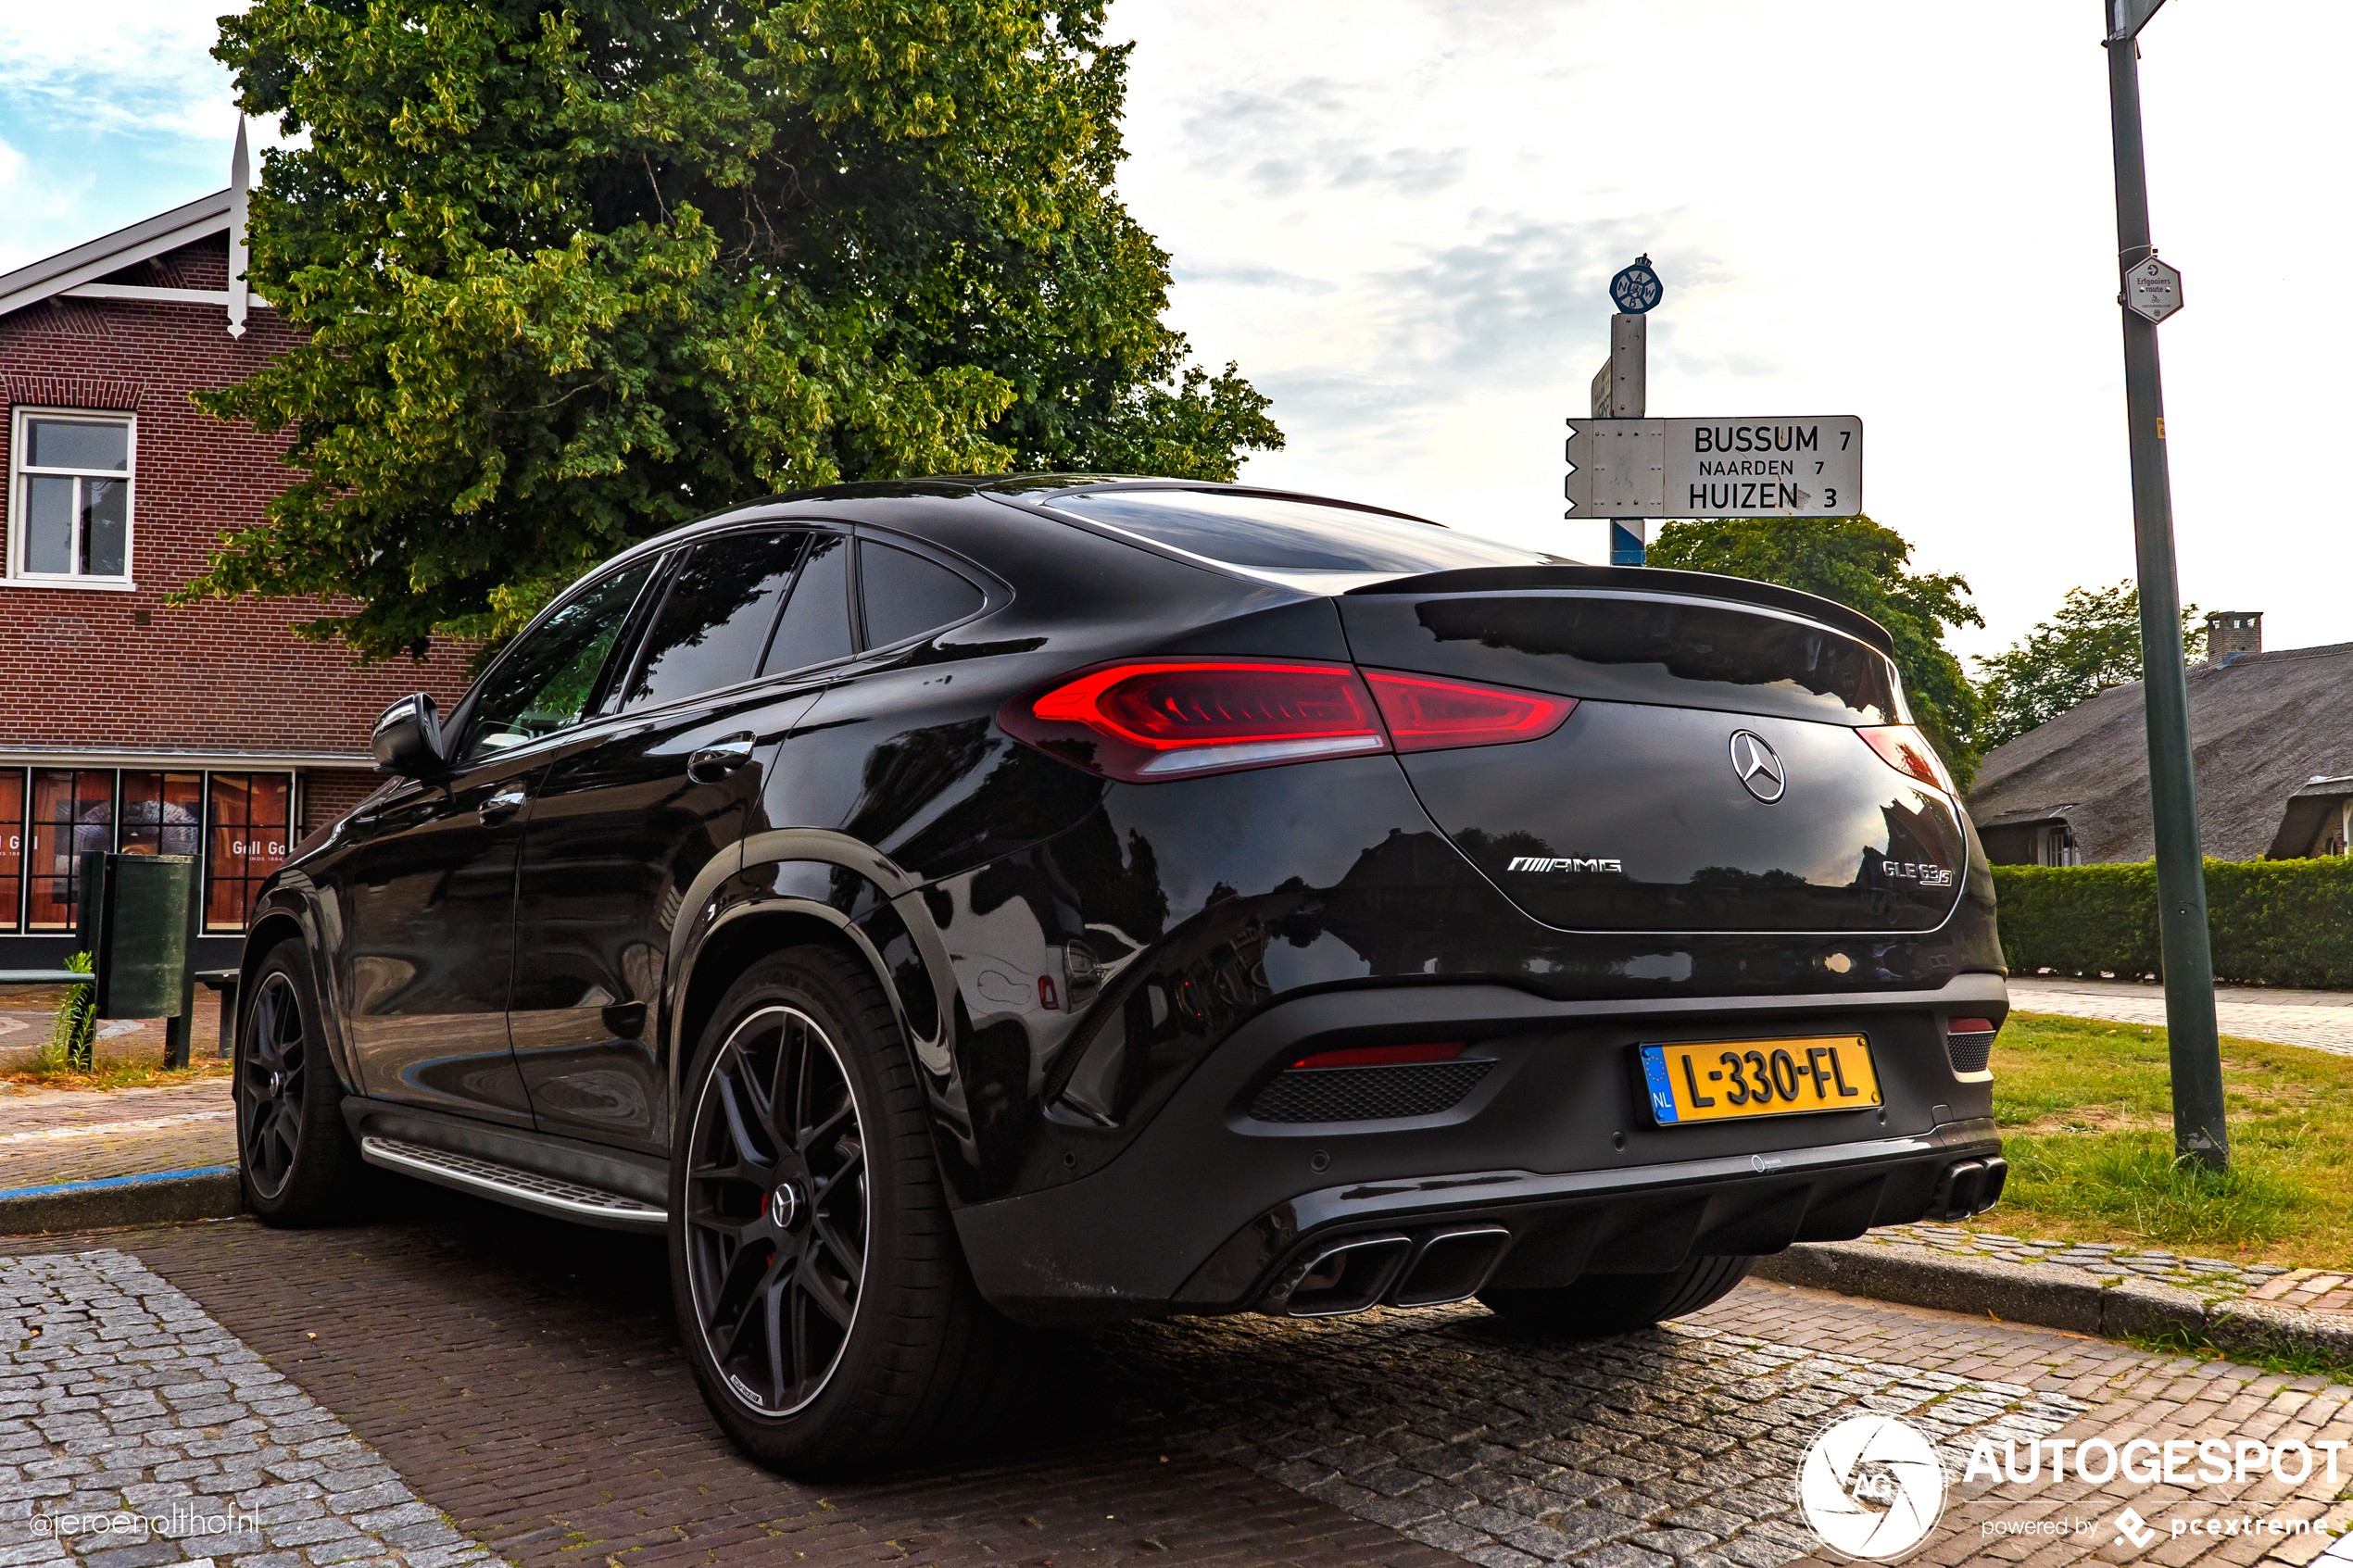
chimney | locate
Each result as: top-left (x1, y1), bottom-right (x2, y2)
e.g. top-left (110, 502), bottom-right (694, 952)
top-left (2206, 610), bottom-right (2262, 660)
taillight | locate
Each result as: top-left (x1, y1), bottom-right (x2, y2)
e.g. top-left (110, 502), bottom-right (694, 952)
top-left (1857, 724), bottom-right (1956, 794)
top-left (1002, 659), bottom-right (1579, 783)
top-left (1363, 671), bottom-right (1576, 752)
top-left (1003, 660), bottom-right (1390, 782)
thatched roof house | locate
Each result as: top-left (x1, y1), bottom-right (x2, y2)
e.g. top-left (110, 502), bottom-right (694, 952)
top-left (1967, 625), bottom-right (2353, 865)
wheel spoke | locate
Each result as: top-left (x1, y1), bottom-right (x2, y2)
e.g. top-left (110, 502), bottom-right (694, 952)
top-left (765, 1275), bottom-right (788, 1410)
top-left (809, 1213), bottom-right (862, 1283)
top-left (247, 989), bottom-right (282, 1072)
top-left (796, 1253), bottom-right (856, 1329)
top-left (789, 1282), bottom-right (812, 1402)
top-left (710, 1071), bottom-right (774, 1178)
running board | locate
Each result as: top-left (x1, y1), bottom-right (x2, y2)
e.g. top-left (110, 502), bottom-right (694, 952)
top-left (360, 1136), bottom-right (669, 1233)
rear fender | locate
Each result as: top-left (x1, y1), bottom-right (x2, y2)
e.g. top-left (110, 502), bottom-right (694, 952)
top-left (668, 830), bottom-right (979, 1193)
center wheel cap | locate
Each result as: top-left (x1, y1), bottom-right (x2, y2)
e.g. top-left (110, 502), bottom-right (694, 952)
top-left (768, 1181), bottom-right (801, 1230)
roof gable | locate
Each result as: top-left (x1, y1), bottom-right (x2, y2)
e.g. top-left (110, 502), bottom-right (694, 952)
top-left (0, 121), bottom-right (257, 336)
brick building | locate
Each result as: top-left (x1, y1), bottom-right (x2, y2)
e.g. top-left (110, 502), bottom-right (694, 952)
top-left (0, 130), bottom-right (472, 964)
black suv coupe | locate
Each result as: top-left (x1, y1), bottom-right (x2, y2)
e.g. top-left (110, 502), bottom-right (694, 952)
top-left (234, 476), bottom-right (2007, 1473)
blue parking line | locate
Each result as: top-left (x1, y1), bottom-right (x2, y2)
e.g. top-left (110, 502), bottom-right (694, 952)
top-left (0, 1167), bottom-right (235, 1202)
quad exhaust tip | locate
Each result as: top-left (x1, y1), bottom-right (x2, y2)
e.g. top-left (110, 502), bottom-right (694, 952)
top-left (1266, 1225), bottom-right (1513, 1318)
top-left (1927, 1156), bottom-right (2008, 1222)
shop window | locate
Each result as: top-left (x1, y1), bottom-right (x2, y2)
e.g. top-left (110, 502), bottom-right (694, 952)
top-left (120, 772), bottom-right (203, 858)
top-left (10, 409), bottom-right (134, 583)
top-left (27, 771), bottom-right (114, 930)
top-left (206, 773), bottom-right (293, 932)
top-left (0, 773), bottom-right (20, 929)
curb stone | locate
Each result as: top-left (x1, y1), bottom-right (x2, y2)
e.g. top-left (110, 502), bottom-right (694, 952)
top-left (0, 1166), bottom-right (243, 1234)
top-left (1755, 1238), bottom-right (2353, 1365)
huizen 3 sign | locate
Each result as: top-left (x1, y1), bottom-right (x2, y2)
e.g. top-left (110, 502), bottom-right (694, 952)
top-left (1564, 415), bottom-right (1863, 519)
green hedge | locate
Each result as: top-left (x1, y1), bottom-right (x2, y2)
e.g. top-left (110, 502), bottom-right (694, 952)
top-left (1993, 858), bottom-right (2353, 988)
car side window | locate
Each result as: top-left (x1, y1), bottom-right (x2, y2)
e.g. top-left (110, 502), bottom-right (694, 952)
top-left (759, 533), bottom-right (856, 676)
top-left (616, 530), bottom-right (808, 712)
top-left (456, 559), bottom-right (658, 762)
top-left (860, 538), bottom-right (984, 648)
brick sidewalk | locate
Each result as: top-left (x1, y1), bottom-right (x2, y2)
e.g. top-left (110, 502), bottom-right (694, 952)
top-left (0, 1079), bottom-right (233, 1189)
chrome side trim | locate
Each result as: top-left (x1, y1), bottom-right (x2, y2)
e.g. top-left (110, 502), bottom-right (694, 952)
top-left (360, 1135), bottom-right (669, 1233)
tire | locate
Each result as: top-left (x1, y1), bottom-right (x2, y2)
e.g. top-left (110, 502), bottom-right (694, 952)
top-left (668, 944), bottom-right (1038, 1476)
top-left (1478, 1254), bottom-right (1755, 1337)
top-left (235, 942), bottom-right (368, 1225)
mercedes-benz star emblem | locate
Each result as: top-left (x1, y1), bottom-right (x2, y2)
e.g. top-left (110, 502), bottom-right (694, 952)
top-left (1729, 731), bottom-right (1787, 803)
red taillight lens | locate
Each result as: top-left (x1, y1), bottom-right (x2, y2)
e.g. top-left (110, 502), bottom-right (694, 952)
top-left (1858, 724), bottom-right (1956, 794)
top-left (1007, 660), bottom-right (1390, 782)
top-left (1289, 1042), bottom-right (1465, 1070)
top-left (1363, 671), bottom-right (1577, 752)
top-left (1948, 1018), bottom-right (1995, 1035)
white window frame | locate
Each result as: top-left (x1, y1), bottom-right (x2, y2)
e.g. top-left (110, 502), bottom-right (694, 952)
top-left (7, 407), bottom-right (137, 590)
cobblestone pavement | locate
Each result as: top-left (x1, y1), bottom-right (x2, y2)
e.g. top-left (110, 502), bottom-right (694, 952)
top-left (2008, 978), bottom-right (2353, 1056)
top-left (1862, 1223), bottom-right (2295, 1304)
top-left (0, 1247), bottom-right (499, 1568)
top-left (0, 1081), bottom-right (233, 1190)
top-left (1104, 1306), bottom-right (2082, 1567)
top-left (0, 1198), bottom-right (2340, 1567)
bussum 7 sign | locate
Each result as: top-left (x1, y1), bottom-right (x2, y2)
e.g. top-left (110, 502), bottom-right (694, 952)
top-left (1564, 416), bottom-right (1862, 519)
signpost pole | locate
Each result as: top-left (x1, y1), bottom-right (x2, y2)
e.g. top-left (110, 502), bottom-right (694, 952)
top-left (2104, 1), bottom-right (2227, 1173)
top-left (1606, 313), bottom-right (1647, 565)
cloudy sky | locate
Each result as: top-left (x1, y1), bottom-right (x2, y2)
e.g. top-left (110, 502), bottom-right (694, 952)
top-left (3, 3), bottom-right (2345, 661)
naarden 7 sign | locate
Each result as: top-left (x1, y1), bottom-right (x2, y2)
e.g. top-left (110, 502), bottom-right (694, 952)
top-left (1563, 416), bottom-right (1863, 519)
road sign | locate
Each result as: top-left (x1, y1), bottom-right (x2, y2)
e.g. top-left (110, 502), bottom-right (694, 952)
top-left (2108, 0), bottom-right (2166, 42)
top-left (2123, 255), bottom-right (2183, 324)
top-left (1609, 256), bottom-right (1663, 315)
top-left (1564, 416), bottom-right (1862, 518)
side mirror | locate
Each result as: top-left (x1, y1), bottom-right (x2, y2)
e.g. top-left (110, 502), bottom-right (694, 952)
top-left (371, 693), bottom-right (446, 777)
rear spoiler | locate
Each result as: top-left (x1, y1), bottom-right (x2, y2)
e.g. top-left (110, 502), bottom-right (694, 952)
top-left (1342, 565), bottom-right (1895, 657)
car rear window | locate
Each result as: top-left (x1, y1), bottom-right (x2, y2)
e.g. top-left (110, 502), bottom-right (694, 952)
top-left (1046, 489), bottom-right (1543, 574)
top-left (861, 539), bottom-right (984, 646)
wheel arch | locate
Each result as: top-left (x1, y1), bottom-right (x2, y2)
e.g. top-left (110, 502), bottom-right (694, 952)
top-left (667, 833), bottom-right (966, 1186)
top-left (238, 888), bottom-right (360, 1091)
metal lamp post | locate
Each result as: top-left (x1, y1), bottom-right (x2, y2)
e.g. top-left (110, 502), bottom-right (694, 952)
top-left (2103, 0), bottom-right (2228, 1173)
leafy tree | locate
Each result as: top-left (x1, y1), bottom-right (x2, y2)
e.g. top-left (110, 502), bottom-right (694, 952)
top-left (1647, 515), bottom-right (1985, 788)
top-left (183, 0), bottom-right (1282, 661)
top-left (1971, 582), bottom-right (2206, 752)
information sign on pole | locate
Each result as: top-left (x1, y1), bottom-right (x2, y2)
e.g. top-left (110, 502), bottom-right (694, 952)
top-left (2123, 255), bottom-right (2184, 323)
top-left (1563, 416), bottom-right (1862, 518)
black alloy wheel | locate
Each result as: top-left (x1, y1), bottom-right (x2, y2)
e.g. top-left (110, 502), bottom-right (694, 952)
top-left (669, 946), bottom-right (1041, 1475)
top-left (683, 1004), bottom-right (870, 1416)
top-left (234, 942), bottom-right (368, 1225)
top-left (238, 971), bottom-right (307, 1198)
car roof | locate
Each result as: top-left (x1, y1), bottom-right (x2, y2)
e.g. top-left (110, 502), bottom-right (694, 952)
top-left (587, 475), bottom-right (1895, 656)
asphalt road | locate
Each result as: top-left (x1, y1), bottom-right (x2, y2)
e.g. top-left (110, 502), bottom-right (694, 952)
top-left (0, 1185), bottom-right (2348, 1568)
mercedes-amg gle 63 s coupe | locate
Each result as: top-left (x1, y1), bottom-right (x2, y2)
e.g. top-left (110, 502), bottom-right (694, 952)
top-left (235, 477), bottom-right (2007, 1473)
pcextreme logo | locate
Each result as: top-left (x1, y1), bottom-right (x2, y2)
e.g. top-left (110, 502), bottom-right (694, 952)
top-left (1796, 1414), bottom-right (1946, 1561)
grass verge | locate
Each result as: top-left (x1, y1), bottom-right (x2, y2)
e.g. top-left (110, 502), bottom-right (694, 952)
top-left (1985, 1010), bottom-right (2353, 1268)
top-left (0, 1055), bottom-right (231, 1092)
top-left (2125, 1320), bottom-right (2353, 1386)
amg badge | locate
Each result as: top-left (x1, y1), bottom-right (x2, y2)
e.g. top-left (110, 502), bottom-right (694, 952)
top-left (1506, 856), bottom-right (1624, 873)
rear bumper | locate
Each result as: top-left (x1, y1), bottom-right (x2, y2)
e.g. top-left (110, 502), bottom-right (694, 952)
top-left (953, 974), bottom-right (2007, 1323)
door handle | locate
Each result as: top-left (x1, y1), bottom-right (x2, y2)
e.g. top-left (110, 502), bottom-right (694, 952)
top-left (688, 733), bottom-right (758, 783)
top-left (479, 786), bottom-right (530, 822)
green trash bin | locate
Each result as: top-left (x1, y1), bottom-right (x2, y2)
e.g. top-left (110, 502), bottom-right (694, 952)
top-left (74, 851), bottom-right (203, 1067)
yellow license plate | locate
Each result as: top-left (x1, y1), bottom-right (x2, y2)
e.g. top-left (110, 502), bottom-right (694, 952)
top-left (1639, 1036), bottom-right (1881, 1125)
